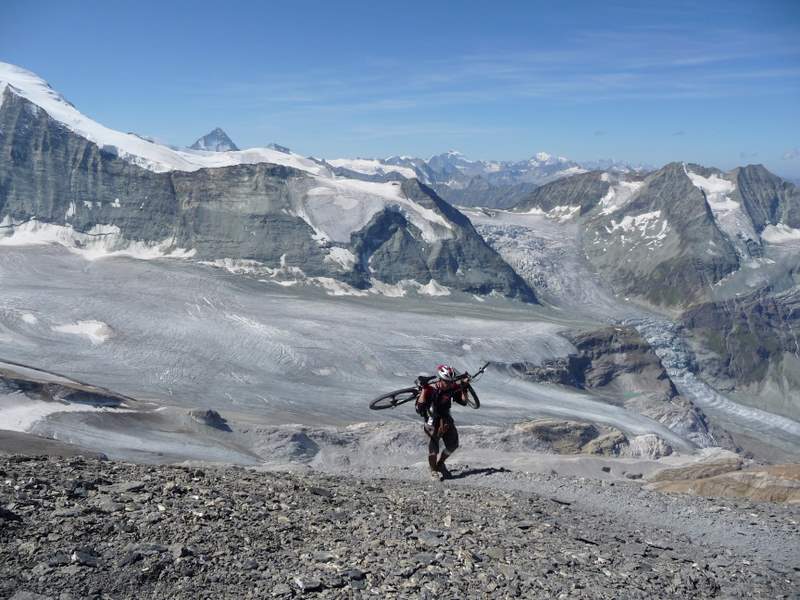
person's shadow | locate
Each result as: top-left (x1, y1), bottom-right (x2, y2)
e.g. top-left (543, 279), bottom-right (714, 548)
top-left (449, 466), bottom-right (511, 480)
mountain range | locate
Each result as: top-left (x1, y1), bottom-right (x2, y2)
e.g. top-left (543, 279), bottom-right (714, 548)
top-left (1, 61), bottom-right (798, 455)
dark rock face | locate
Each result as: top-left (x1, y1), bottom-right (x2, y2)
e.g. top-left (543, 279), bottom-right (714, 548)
top-left (0, 88), bottom-right (535, 302)
top-left (431, 180), bottom-right (538, 210)
top-left (584, 163), bottom-right (741, 308)
top-left (511, 326), bottom-right (724, 448)
top-left (512, 327), bottom-right (678, 401)
top-left (512, 171), bottom-right (612, 215)
top-left (682, 286), bottom-right (800, 420)
top-left (189, 128), bottom-right (238, 152)
top-left (733, 164), bottom-right (800, 231)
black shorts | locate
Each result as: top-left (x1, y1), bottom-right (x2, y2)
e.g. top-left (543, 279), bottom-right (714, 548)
top-left (426, 418), bottom-right (459, 454)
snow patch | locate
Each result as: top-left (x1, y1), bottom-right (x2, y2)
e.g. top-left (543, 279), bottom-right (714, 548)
top-left (20, 313), bottom-right (38, 325)
top-left (299, 179), bottom-right (454, 244)
top-left (0, 393), bottom-right (120, 433)
top-left (606, 210), bottom-right (670, 246)
top-left (0, 217), bottom-right (196, 260)
top-left (547, 205), bottom-right (581, 222)
top-left (314, 278), bottom-right (369, 297)
top-left (369, 279), bottom-right (409, 298)
top-left (762, 223), bottom-right (800, 244)
top-left (52, 320), bottom-right (113, 345)
top-left (685, 167), bottom-right (758, 256)
top-left (324, 247), bottom-right (357, 271)
top-left (599, 180), bottom-right (643, 215)
top-left (418, 279), bottom-right (451, 296)
top-left (327, 158), bottom-right (416, 179)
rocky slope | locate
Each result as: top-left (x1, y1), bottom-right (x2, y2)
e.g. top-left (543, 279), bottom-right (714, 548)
top-left (1, 455), bottom-right (798, 600)
top-left (511, 171), bottom-right (616, 216)
top-left (507, 326), bottom-right (725, 450)
top-left (682, 285), bottom-right (800, 421)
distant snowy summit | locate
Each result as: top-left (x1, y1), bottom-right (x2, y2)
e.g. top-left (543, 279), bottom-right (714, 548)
top-left (329, 151), bottom-right (651, 207)
top-left (190, 127), bottom-right (239, 152)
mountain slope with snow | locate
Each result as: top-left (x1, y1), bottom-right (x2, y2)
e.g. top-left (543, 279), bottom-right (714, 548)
top-left (0, 62), bottom-right (535, 302)
top-left (325, 150), bottom-right (650, 208)
top-left (0, 62), bottom-right (328, 175)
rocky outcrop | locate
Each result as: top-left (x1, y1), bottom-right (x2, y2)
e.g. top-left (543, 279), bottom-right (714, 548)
top-left (0, 360), bottom-right (136, 408)
top-left (649, 462), bottom-right (800, 504)
top-left (682, 286), bottom-right (800, 420)
top-left (0, 88), bottom-right (535, 302)
top-left (513, 326), bottom-right (679, 400)
top-left (511, 326), bottom-right (723, 448)
top-left (649, 455), bottom-right (744, 483)
top-left (503, 419), bottom-right (628, 456)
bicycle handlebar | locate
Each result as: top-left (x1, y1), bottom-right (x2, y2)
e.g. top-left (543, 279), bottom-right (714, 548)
top-left (454, 362), bottom-right (491, 383)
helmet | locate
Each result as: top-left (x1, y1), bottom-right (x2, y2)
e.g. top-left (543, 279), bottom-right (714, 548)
top-left (436, 364), bottom-right (456, 381)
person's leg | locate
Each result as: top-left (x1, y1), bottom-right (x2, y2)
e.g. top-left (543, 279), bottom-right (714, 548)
top-left (436, 423), bottom-right (459, 475)
top-left (427, 430), bottom-right (440, 473)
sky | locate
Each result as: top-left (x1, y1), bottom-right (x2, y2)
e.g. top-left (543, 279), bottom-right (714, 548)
top-left (2, 0), bottom-right (800, 177)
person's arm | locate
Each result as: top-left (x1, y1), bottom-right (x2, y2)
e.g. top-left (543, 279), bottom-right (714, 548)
top-left (416, 386), bottom-right (432, 417)
top-left (453, 382), bottom-right (469, 406)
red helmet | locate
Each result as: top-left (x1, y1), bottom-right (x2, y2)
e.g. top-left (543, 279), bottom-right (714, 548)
top-left (436, 364), bottom-right (456, 381)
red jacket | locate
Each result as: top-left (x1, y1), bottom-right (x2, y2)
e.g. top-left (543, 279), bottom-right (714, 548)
top-left (416, 379), bottom-right (467, 419)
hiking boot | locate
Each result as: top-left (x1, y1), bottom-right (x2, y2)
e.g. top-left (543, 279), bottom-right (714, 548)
top-left (437, 463), bottom-right (452, 480)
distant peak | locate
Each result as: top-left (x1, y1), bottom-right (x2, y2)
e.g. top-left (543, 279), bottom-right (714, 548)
top-left (267, 143), bottom-right (291, 154)
top-left (190, 128), bottom-right (239, 152)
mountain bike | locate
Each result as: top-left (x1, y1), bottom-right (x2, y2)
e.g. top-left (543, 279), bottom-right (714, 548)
top-left (368, 362), bottom-right (489, 410)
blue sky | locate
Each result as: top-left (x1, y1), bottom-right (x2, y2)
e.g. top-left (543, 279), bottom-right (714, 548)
top-left (2, 0), bottom-right (799, 176)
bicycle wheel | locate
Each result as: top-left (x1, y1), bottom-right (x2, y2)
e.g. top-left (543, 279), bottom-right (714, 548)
top-left (369, 387), bottom-right (419, 410)
top-left (464, 384), bottom-right (480, 409)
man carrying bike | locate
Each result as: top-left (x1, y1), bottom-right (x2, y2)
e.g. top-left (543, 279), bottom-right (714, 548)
top-left (415, 364), bottom-right (468, 480)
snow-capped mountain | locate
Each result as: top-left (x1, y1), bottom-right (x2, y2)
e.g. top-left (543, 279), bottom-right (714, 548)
top-left (326, 150), bottom-right (649, 208)
top-left (189, 127), bottom-right (239, 152)
top-left (0, 61), bottom-right (534, 302)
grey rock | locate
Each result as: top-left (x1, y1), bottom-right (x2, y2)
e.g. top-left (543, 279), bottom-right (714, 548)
top-left (70, 550), bottom-right (98, 567)
top-left (271, 583), bottom-right (292, 596)
top-left (293, 576), bottom-right (322, 592)
top-left (10, 592), bottom-right (54, 600)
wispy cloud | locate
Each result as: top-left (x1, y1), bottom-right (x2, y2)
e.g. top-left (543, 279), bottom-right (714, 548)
top-left (783, 148), bottom-right (800, 160)
top-left (174, 27), bottom-right (800, 122)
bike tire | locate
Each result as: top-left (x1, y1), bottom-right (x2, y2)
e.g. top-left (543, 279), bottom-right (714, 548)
top-left (464, 384), bottom-right (480, 409)
top-left (369, 387), bottom-right (420, 410)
